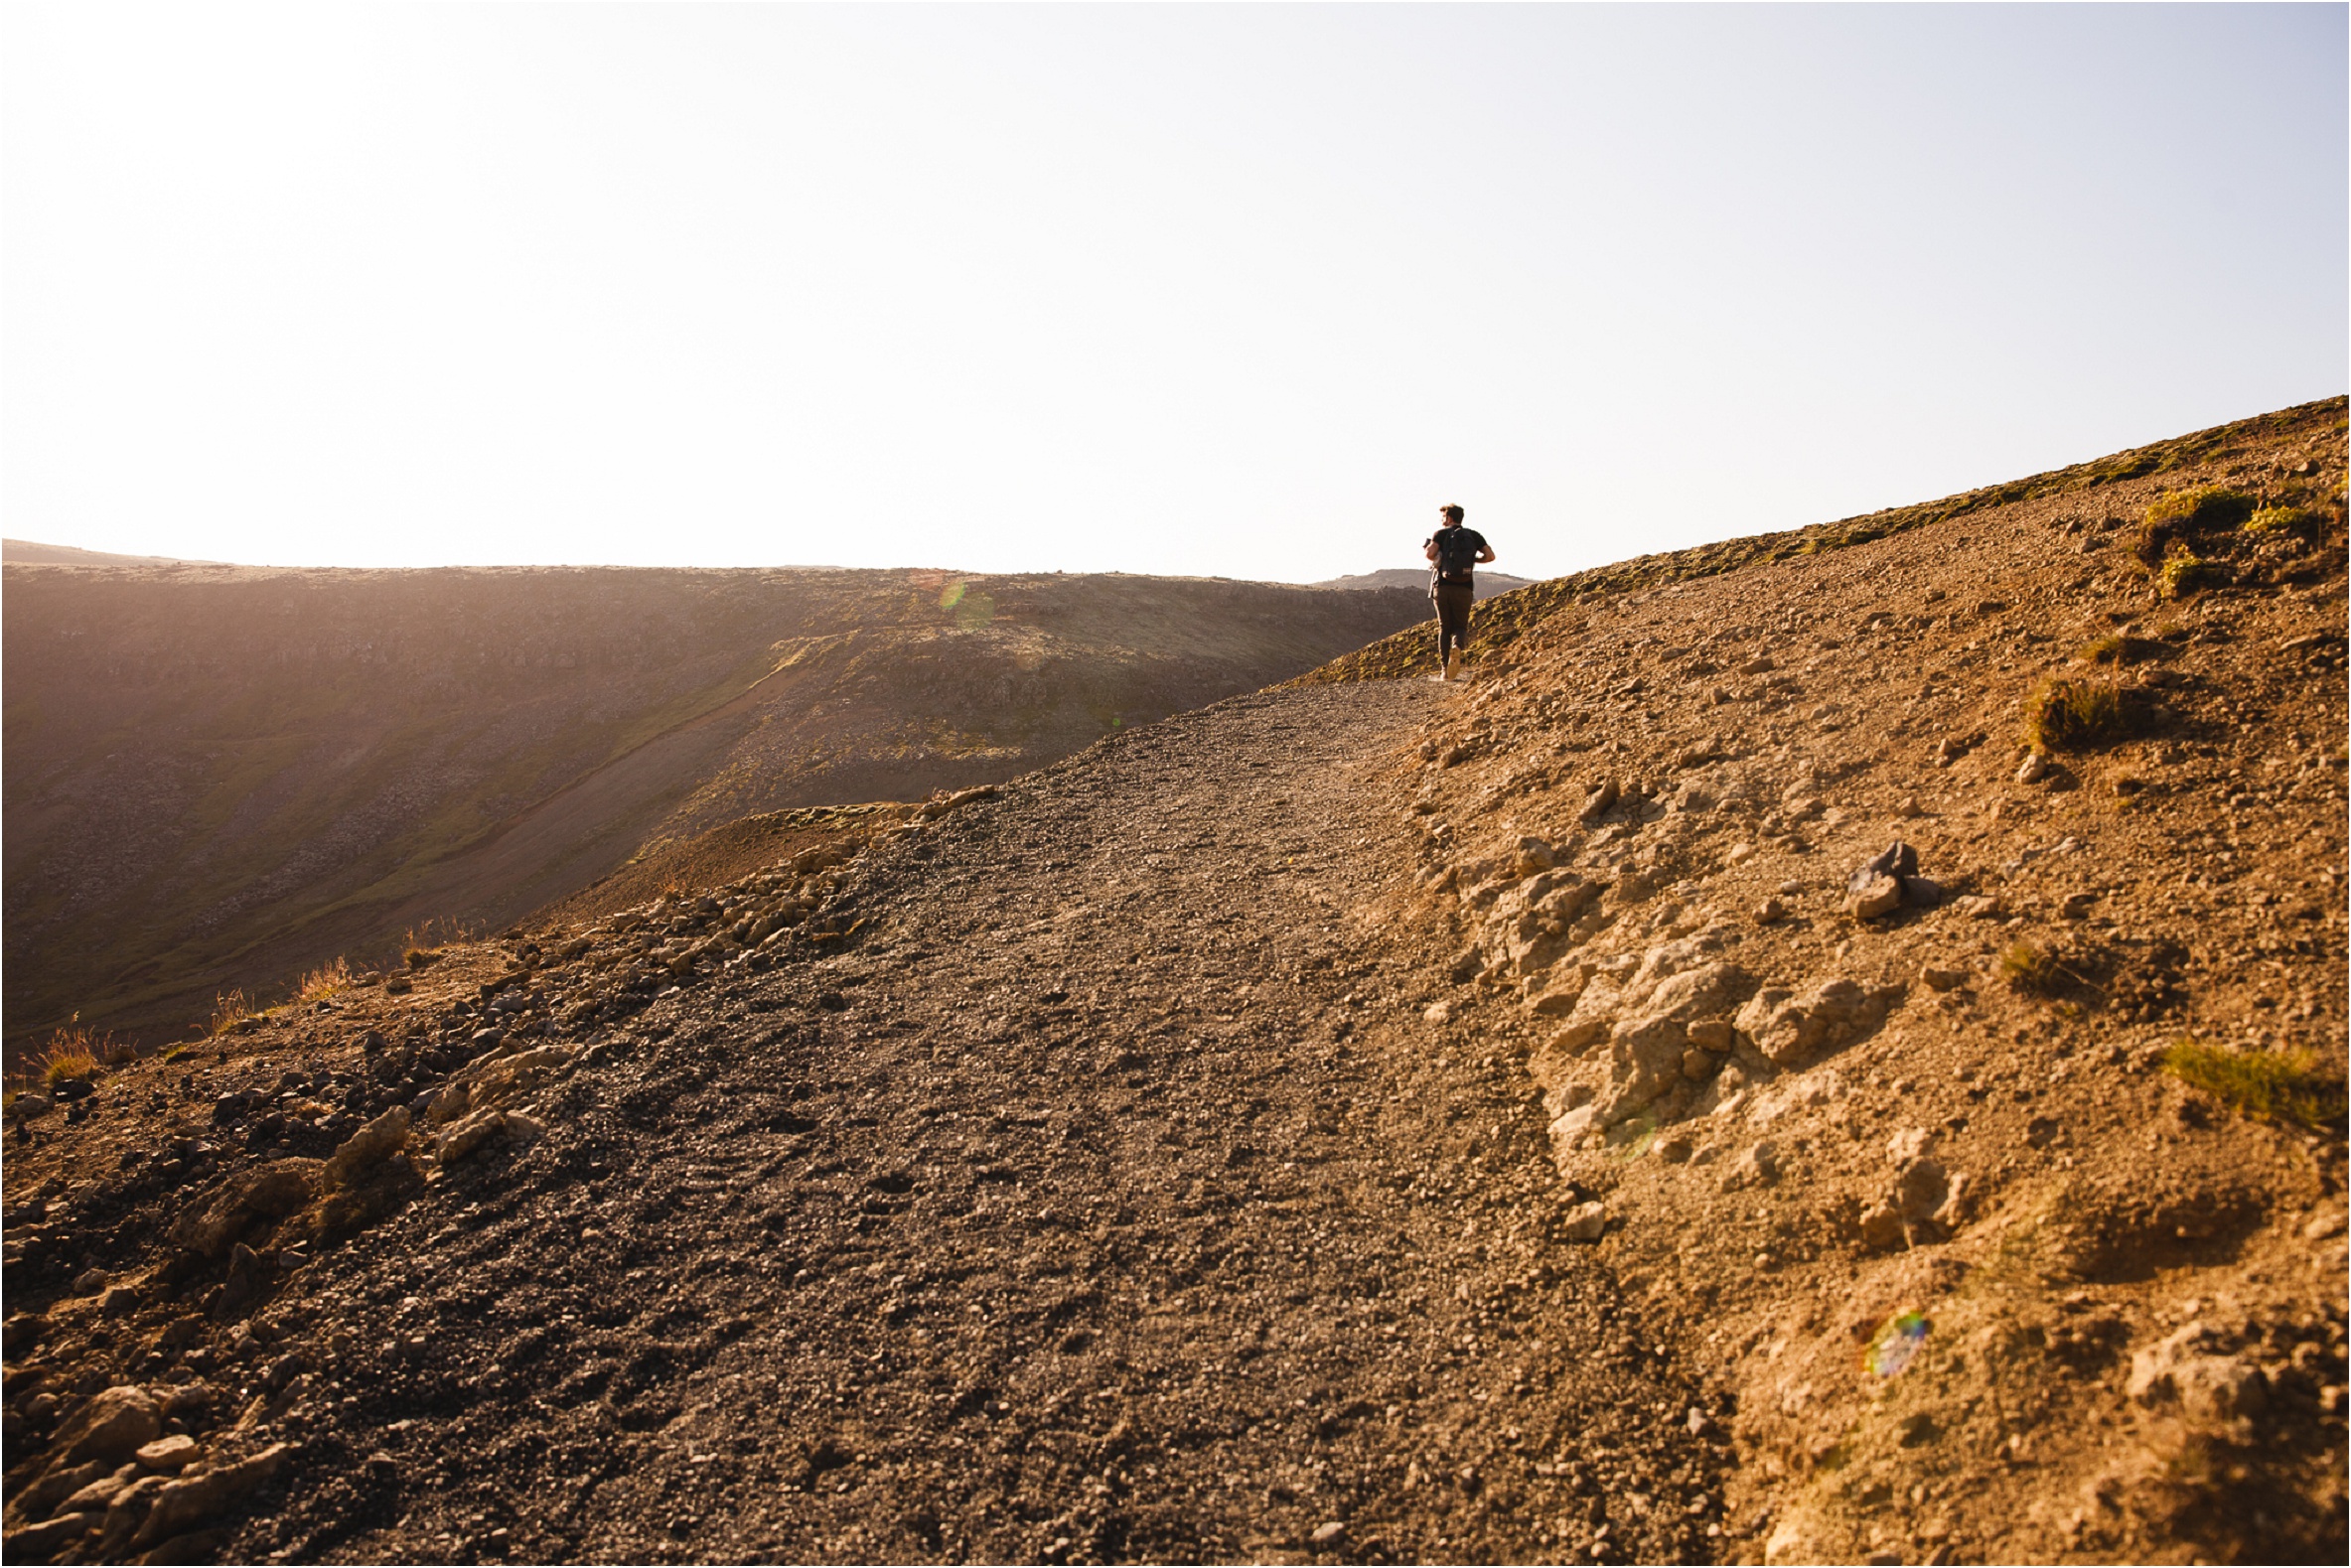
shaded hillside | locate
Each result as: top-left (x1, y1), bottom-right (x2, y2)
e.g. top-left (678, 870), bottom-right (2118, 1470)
top-left (2, 567), bottom-right (1424, 1051)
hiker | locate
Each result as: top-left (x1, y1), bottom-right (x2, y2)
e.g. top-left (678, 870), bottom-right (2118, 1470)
top-left (1424, 503), bottom-right (1494, 680)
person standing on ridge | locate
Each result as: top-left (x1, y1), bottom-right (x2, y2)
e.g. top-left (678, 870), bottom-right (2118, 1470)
top-left (1424, 503), bottom-right (1494, 681)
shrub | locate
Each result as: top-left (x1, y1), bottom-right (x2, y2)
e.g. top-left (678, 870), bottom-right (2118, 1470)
top-left (2133, 487), bottom-right (2255, 569)
top-left (2074, 634), bottom-right (2164, 665)
top-left (1999, 940), bottom-right (2065, 994)
top-left (296, 956), bottom-right (353, 1002)
top-left (2024, 676), bottom-right (2148, 752)
top-left (2161, 1040), bottom-right (2346, 1131)
top-left (2244, 504), bottom-right (2314, 536)
top-left (2157, 547), bottom-right (2227, 600)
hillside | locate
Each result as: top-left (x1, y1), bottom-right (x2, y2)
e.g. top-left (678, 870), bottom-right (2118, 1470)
top-left (2, 568), bottom-right (1425, 1054)
top-left (1, 397), bottom-right (2344, 1566)
top-left (1312, 569), bottom-right (1533, 602)
top-left (1, 540), bottom-right (224, 568)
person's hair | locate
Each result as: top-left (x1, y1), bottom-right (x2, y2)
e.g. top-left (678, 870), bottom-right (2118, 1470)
top-left (1440, 504), bottom-right (1465, 524)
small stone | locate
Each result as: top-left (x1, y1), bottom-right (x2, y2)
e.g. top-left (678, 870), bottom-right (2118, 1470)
top-left (1560, 1201), bottom-right (1607, 1242)
top-left (1422, 1000), bottom-right (1454, 1025)
top-left (1895, 795), bottom-right (1920, 817)
top-left (1740, 653), bottom-right (1776, 675)
top-left (1858, 1202), bottom-right (1905, 1250)
top-left (1920, 964), bottom-right (1967, 991)
top-left (1684, 1406), bottom-right (1712, 1437)
top-left (2060, 891), bottom-right (2098, 920)
top-left (1847, 874), bottom-right (1902, 919)
top-left (1675, 1017), bottom-right (1731, 1057)
top-left (2303, 1211), bottom-right (2346, 1241)
top-left (1754, 896), bottom-right (1786, 924)
top-left (1656, 1133), bottom-right (1693, 1165)
top-left (135, 1434), bottom-right (201, 1472)
top-left (1310, 1521), bottom-right (1347, 1547)
top-left (1680, 1048), bottom-right (1713, 1081)
top-left (2015, 752), bottom-right (2049, 784)
top-left (73, 1268), bottom-right (109, 1296)
top-left (1956, 894), bottom-right (2003, 920)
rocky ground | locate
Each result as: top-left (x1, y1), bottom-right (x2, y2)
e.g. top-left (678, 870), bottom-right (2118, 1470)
top-left (3, 397), bottom-right (2346, 1565)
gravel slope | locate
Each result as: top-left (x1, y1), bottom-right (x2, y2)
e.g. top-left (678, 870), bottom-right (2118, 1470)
top-left (131, 682), bottom-right (1720, 1565)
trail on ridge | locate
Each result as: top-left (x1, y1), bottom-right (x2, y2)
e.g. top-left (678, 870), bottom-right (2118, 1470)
top-left (231, 681), bottom-right (1722, 1563)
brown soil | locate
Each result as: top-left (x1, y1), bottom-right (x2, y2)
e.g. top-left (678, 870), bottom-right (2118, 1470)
top-left (536, 803), bottom-right (917, 926)
top-left (2, 397), bottom-right (2344, 1566)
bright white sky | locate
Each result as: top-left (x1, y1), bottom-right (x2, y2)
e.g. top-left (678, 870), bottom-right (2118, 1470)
top-left (4, 3), bottom-right (2343, 583)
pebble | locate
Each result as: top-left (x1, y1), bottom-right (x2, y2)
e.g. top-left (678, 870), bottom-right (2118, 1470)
top-left (1754, 897), bottom-right (1786, 924)
top-left (1560, 1202), bottom-right (1608, 1242)
top-left (2015, 753), bottom-right (2049, 784)
top-left (1310, 1521), bottom-right (1348, 1546)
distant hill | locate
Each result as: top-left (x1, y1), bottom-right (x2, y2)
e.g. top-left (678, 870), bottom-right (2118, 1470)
top-left (3, 537), bottom-right (223, 566)
top-left (2, 564), bottom-right (1426, 1049)
top-left (1313, 567), bottom-right (1532, 600)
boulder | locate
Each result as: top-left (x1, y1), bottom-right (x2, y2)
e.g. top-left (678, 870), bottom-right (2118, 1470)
top-left (130, 1443), bottom-right (289, 1550)
top-left (44, 1387), bottom-right (161, 1478)
top-left (2128, 1323), bottom-right (2269, 1421)
top-left (1477, 870), bottom-right (1603, 979)
top-left (168, 1160), bottom-right (322, 1259)
top-left (323, 1105), bottom-right (411, 1189)
top-left (1734, 978), bottom-right (1893, 1069)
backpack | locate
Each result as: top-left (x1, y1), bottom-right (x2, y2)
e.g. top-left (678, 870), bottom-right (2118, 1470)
top-left (1433, 528), bottom-right (1480, 586)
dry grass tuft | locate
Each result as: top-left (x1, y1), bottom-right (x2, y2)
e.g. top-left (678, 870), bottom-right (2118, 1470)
top-left (2074, 634), bottom-right (2166, 665)
top-left (296, 955), bottom-right (354, 1001)
top-left (34, 1021), bottom-right (111, 1088)
top-left (2161, 1040), bottom-right (2347, 1131)
top-left (209, 988), bottom-right (256, 1037)
top-left (2024, 676), bottom-right (2149, 752)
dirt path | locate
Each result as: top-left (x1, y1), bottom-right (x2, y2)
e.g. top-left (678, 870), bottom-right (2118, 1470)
top-left (228, 681), bottom-right (1722, 1564)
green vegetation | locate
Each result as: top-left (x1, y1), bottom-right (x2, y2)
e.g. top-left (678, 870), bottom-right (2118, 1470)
top-left (1998, 939), bottom-right (2065, 995)
top-left (2161, 1040), bottom-right (2347, 1131)
top-left (2024, 676), bottom-right (2148, 753)
top-left (2245, 504), bottom-right (2315, 536)
top-left (2157, 547), bottom-right (2228, 600)
top-left (2133, 486), bottom-right (2255, 570)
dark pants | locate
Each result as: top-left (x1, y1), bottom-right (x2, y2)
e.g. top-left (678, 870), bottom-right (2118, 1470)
top-left (1432, 583), bottom-right (1475, 659)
